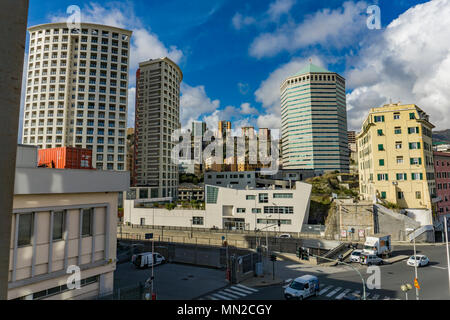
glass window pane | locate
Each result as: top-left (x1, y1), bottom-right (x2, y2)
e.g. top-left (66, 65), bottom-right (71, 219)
top-left (18, 213), bottom-right (33, 246)
top-left (53, 211), bottom-right (64, 240)
top-left (82, 209), bottom-right (92, 236)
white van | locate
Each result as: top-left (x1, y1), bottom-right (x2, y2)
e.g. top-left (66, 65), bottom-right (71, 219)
top-left (132, 252), bottom-right (165, 268)
top-left (284, 275), bottom-right (320, 300)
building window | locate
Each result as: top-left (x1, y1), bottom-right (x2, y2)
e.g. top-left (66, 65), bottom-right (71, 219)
top-left (394, 113), bottom-right (400, 120)
top-left (394, 127), bottom-right (402, 134)
top-left (410, 157), bottom-right (422, 165)
top-left (139, 188), bottom-right (148, 199)
top-left (377, 144), bottom-right (384, 151)
top-left (246, 195), bottom-right (256, 200)
top-left (380, 191), bottom-right (387, 199)
top-left (52, 210), bottom-right (65, 241)
top-left (409, 112), bottom-right (415, 119)
top-left (259, 193), bottom-right (268, 203)
top-left (82, 208), bottom-right (93, 236)
top-left (206, 186), bottom-right (219, 204)
top-left (379, 159), bottom-right (385, 166)
top-left (377, 174), bottom-right (388, 181)
top-left (397, 191), bottom-right (404, 199)
top-left (237, 208), bottom-right (246, 213)
top-left (192, 217), bottom-right (204, 225)
top-left (18, 213), bottom-right (33, 247)
top-left (397, 156), bottom-right (404, 164)
top-left (374, 115), bottom-right (385, 122)
top-left (396, 173), bottom-right (407, 181)
top-left (408, 127), bottom-right (419, 134)
top-left (377, 129), bottom-right (383, 136)
top-left (395, 142), bottom-right (402, 149)
top-left (273, 193), bottom-right (293, 198)
top-left (252, 208), bottom-right (261, 213)
top-left (409, 142), bottom-right (421, 149)
top-left (416, 191), bottom-right (422, 199)
top-left (411, 173), bottom-right (423, 180)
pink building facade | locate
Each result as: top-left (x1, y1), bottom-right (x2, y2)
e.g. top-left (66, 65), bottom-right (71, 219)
top-left (434, 151), bottom-right (450, 216)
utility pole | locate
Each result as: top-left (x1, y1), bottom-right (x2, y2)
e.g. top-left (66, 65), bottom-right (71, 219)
top-left (0, 0), bottom-right (29, 300)
top-left (444, 217), bottom-right (450, 297)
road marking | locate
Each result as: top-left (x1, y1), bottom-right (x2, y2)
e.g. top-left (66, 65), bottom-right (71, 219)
top-left (230, 285), bottom-right (256, 294)
top-left (218, 291), bottom-right (241, 299)
top-left (223, 288), bottom-right (247, 297)
top-left (431, 266), bottom-right (447, 270)
top-left (326, 287), bottom-right (342, 298)
top-left (319, 285), bottom-right (333, 295)
top-left (335, 289), bottom-right (351, 300)
top-left (371, 294), bottom-right (380, 300)
top-left (211, 293), bottom-right (232, 300)
top-left (235, 284), bottom-right (258, 292)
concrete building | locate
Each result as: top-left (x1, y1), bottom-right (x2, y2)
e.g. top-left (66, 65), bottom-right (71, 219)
top-left (22, 23), bottom-right (132, 171)
top-left (178, 183), bottom-right (205, 202)
top-left (280, 63), bottom-right (349, 173)
top-left (134, 57), bottom-right (182, 200)
top-left (357, 103), bottom-right (436, 209)
top-left (9, 145), bottom-right (129, 300)
top-left (433, 142), bottom-right (450, 152)
top-left (126, 128), bottom-right (135, 186)
top-left (205, 171), bottom-right (257, 188)
top-left (124, 181), bottom-right (312, 232)
top-left (434, 151), bottom-right (450, 217)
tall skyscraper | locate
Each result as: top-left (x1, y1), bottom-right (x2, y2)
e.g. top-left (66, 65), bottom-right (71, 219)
top-left (134, 57), bottom-right (182, 199)
top-left (192, 121), bottom-right (207, 137)
top-left (22, 23), bottom-right (132, 171)
top-left (218, 120), bottom-right (231, 139)
top-left (280, 63), bottom-right (349, 172)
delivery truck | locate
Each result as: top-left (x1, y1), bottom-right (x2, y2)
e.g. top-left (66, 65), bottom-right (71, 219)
top-left (362, 234), bottom-right (392, 258)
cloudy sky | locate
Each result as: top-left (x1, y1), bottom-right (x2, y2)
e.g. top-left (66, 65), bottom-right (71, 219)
top-left (22, 0), bottom-right (450, 136)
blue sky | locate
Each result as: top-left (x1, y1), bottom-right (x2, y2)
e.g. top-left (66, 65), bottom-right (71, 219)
top-left (23, 0), bottom-right (450, 134)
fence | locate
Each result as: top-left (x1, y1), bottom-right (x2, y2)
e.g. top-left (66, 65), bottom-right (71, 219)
top-left (97, 282), bottom-right (144, 300)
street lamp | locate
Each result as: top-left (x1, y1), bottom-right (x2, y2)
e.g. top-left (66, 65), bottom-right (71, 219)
top-left (400, 283), bottom-right (413, 300)
top-left (406, 227), bottom-right (419, 300)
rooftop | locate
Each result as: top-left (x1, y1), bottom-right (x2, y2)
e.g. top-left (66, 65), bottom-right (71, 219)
top-left (292, 63), bottom-right (332, 77)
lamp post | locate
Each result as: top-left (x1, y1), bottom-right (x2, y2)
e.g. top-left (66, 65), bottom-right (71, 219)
top-left (400, 283), bottom-right (412, 300)
top-left (406, 227), bottom-right (419, 300)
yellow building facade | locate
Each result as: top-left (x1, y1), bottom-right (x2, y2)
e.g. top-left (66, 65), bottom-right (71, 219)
top-left (357, 103), bottom-right (436, 209)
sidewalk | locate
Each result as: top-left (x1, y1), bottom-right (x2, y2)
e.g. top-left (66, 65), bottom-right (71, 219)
top-left (240, 274), bottom-right (284, 288)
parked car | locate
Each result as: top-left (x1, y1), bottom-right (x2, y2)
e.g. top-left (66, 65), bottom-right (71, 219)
top-left (132, 252), bottom-right (166, 268)
top-left (407, 255), bottom-right (429, 267)
top-left (350, 249), bottom-right (363, 263)
top-left (284, 275), bottom-right (320, 300)
top-left (278, 234), bottom-right (292, 239)
top-left (360, 253), bottom-right (383, 265)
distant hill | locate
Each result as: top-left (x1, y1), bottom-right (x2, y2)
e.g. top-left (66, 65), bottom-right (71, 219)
top-left (433, 129), bottom-right (450, 144)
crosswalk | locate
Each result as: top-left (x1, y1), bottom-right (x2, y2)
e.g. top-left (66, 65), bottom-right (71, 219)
top-left (200, 284), bottom-right (259, 300)
top-left (283, 282), bottom-right (400, 300)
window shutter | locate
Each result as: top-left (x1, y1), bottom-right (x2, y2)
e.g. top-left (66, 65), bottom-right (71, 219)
top-left (404, 173), bottom-right (407, 180)
top-left (420, 173), bottom-right (423, 180)
top-left (419, 158), bottom-right (422, 165)
top-left (410, 158), bottom-right (413, 165)
top-left (417, 142), bottom-right (421, 149)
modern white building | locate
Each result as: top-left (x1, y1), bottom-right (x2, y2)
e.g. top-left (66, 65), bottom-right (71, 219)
top-left (123, 181), bottom-right (312, 233)
top-left (204, 171), bottom-right (257, 188)
top-left (22, 23), bottom-right (132, 171)
top-left (9, 145), bottom-right (129, 300)
top-left (134, 57), bottom-right (182, 199)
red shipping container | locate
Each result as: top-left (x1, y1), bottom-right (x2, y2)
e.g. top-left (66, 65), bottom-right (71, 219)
top-left (38, 147), bottom-right (94, 169)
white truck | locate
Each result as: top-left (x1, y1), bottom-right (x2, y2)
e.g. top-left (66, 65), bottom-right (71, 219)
top-left (132, 252), bottom-right (165, 268)
top-left (362, 234), bottom-right (392, 258)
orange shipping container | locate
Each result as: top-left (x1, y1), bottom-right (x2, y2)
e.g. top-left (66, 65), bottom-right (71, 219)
top-left (38, 147), bottom-right (94, 169)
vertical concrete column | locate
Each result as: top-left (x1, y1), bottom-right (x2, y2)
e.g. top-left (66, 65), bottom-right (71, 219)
top-left (0, 0), bottom-right (29, 300)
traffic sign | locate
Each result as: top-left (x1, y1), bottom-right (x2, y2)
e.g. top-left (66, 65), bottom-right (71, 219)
top-left (414, 278), bottom-right (420, 289)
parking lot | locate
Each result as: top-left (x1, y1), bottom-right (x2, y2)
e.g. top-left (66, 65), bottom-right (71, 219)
top-left (114, 260), bottom-right (228, 300)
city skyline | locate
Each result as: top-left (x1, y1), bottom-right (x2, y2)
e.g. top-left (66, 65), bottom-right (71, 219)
top-left (19, 0), bottom-right (450, 139)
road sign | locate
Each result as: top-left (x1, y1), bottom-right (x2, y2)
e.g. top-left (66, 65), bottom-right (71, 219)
top-left (414, 278), bottom-right (420, 289)
top-left (145, 233), bottom-right (153, 239)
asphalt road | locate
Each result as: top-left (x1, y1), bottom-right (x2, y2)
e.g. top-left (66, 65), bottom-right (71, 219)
top-left (197, 244), bottom-right (450, 301)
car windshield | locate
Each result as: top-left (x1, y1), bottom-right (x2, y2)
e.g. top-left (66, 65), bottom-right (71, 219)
top-left (289, 281), bottom-right (305, 290)
top-left (352, 251), bottom-right (361, 256)
top-left (364, 245), bottom-right (374, 250)
top-left (411, 256), bottom-right (420, 260)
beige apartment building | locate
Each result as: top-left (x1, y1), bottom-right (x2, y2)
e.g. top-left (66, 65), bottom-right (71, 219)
top-left (8, 145), bottom-right (129, 300)
top-left (357, 103), bottom-right (436, 209)
top-left (134, 57), bottom-right (182, 199)
top-left (22, 23), bottom-right (132, 171)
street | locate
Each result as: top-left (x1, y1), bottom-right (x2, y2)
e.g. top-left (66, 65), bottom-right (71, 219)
top-left (197, 244), bottom-right (450, 301)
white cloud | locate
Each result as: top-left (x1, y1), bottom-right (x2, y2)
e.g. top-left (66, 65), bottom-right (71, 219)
top-left (180, 83), bottom-right (220, 126)
top-left (240, 102), bottom-right (258, 115)
top-left (237, 82), bottom-right (249, 94)
top-left (231, 12), bottom-right (257, 30)
top-left (249, 1), bottom-right (368, 58)
top-left (127, 87), bottom-right (136, 128)
top-left (267, 0), bottom-right (296, 20)
top-left (257, 113), bottom-right (281, 130)
top-left (346, 0), bottom-right (450, 131)
top-left (254, 55), bottom-right (325, 113)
